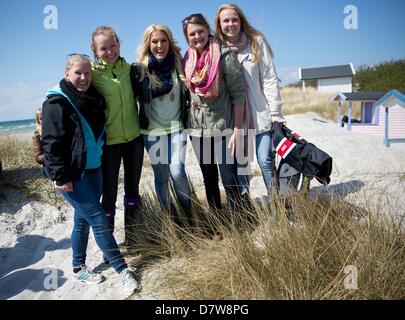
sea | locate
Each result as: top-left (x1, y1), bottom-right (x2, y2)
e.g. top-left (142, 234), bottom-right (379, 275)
top-left (0, 119), bottom-right (36, 136)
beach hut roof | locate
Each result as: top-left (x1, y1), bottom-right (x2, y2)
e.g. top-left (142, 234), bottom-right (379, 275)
top-left (375, 89), bottom-right (405, 108)
top-left (332, 90), bottom-right (405, 102)
top-left (299, 64), bottom-right (355, 80)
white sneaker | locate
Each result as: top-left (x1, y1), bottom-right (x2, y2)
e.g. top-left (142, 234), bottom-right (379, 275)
top-left (73, 265), bottom-right (105, 284)
top-left (119, 267), bottom-right (139, 295)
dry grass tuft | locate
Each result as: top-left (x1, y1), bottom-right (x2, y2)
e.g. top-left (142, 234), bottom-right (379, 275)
top-left (0, 135), bottom-right (63, 206)
top-left (281, 87), bottom-right (361, 121)
top-left (131, 194), bottom-right (405, 300)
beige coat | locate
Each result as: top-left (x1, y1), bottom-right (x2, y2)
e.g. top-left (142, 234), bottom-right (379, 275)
top-left (237, 36), bottom-right (284, 134)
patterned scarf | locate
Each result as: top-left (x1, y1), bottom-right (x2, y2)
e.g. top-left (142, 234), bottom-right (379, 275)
top-left (183, 36), bottom-right (221, 98)
top-left (148, 51), bottom-right (175, 99)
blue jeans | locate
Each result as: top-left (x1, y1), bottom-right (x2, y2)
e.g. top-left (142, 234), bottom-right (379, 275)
top-left (238, 130), bottom-right (273, 195)
top-left (190, 135), bottom-right (240, 209)
top-left (60, 168), bottom-right (127, 274)
top-left (143, 131), bottom-right (191, 210)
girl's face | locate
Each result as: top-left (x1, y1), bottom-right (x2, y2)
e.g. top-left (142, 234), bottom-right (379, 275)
top-left (150, 30), bottom-right (170, 60)
top-left (219, 8), bottom-right (241, 42)
top-left (65, 61), bottom-right (92, 92)
top-left (186, 24), bottom-right (209, 54)
top-left (93, 33), bottom-right (120, 64)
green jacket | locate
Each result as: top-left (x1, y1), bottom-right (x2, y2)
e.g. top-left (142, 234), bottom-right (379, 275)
top-left (91, 58), bottom-right (140, 145)
top-left (188, 46), bottom-right (245, 137)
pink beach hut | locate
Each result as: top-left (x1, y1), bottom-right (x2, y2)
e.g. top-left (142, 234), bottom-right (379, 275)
top-left (332, 90), bottom-right (405, 147)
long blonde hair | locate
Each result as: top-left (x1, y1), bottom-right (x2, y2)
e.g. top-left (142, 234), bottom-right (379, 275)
top-left (214, 3), bottom-right (273, 64)
top-left (137, 24), bottom-right (185, 89)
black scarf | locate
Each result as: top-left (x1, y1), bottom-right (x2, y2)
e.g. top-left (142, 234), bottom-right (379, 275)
top-left (148, 51), bottom-right (175, 99)
top-left (60, 79), bottom-right (106, 138)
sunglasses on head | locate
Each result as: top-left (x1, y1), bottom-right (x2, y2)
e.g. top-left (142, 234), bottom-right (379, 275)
top-left (67, 53), bottom-right (91, 59)
top-left (182, 13), bottom-right (204, 26)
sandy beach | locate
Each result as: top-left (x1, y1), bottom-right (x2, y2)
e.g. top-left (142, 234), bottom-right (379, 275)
top-left (1, 112), bottom-right (404, 300)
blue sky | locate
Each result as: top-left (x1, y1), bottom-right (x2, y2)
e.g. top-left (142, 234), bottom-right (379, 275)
top-left (1, 0), bottom-right (404, 121)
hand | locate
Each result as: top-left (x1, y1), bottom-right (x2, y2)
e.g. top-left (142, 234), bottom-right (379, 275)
top-left (56, 182), bottom-right (73, 192)
top-left (273, 119), bottom-right (287, 126)
top-left (228, 128), bottom-right (242, 157)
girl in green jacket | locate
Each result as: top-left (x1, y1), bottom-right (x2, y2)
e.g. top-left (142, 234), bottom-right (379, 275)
top-left (91, 26), bottom-right (144, 249)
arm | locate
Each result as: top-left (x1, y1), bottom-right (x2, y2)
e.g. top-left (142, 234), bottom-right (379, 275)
top-left (258, 38), bottom-right (285, 123)
top-left (41, 97), bottom-right (72, 188)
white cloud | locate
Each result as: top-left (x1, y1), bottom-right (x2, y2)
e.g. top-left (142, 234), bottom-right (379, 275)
top-left (0, 82), bottom-right (54, 121)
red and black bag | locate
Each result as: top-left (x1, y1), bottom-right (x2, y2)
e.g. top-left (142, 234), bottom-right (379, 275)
top-left (272, 122), bottom-right (332, 187)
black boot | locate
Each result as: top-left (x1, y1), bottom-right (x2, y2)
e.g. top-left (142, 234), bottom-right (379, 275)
top-left (124, 195), bottom-right (142, 246)
top-left (103, 208), bottom-right (116, 265)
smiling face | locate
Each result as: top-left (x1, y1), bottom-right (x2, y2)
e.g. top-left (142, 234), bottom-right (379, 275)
top-left (65, 61), bottom-right (92, 92)
top-left (150, 30), bottom-right (170, 60)
top-left (93, 33), bottom-right (120, 64)
top-left (186, 23), bottom-right (209, 55)
top-left (219, 8), bottom-right (241, 42)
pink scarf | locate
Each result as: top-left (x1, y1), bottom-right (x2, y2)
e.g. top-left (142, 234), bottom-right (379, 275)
top-left (183, 37), bottom-right (221, 98)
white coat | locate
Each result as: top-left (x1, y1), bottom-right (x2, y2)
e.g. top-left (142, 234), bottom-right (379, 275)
top-left (237, 36), bottom-right (284, 135)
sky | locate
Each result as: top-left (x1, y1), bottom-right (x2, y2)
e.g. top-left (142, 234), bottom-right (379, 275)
top-left (0, 0), bottom-right (404, 122)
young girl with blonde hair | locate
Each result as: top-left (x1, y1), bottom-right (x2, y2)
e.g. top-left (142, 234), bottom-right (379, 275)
top-left (215, 4), bottom-right (285, 197)
top-left (42, 54), bottom-right (139, 294)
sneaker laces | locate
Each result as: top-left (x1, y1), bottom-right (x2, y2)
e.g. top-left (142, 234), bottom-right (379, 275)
top-left (81, 264), bottom-right (97, 276)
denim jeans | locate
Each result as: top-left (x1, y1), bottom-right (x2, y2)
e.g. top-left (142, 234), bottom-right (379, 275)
top-left (190, 135), bottom-right (240, 209)
top-left (144, 131), bottom-right (191, 210)
top-left (238, 130), bottom-right (273, 195)
top-left (60, 168), bottom-right (127, 274)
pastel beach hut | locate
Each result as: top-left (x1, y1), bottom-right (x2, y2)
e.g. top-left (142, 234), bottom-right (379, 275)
top-left (332, 90), bottom-right (405, 147)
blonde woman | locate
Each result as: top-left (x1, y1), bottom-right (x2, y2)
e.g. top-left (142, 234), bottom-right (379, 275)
top-left (41, 54), bottom-right (139, 294)
top-left (215, 4), bottom-right (285, 196)
top-left (32, 108), bottom-right (44, 165)
top-left (131, 24), bottom-right (192, 227)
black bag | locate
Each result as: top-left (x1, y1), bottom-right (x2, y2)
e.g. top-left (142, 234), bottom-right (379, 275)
top-left (275, 161), bottom-right (311, 195)
top-left (272, 122), bottom-right (333, 192)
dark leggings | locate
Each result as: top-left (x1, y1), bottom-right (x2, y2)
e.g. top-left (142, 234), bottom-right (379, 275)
top-left (101, 135), bottom-right (144, 210)
top-left (191, 136), bottom-right (240, 210)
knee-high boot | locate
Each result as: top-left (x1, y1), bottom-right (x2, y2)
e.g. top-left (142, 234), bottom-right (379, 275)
top-left (124, 195), bottom-right (142, 246)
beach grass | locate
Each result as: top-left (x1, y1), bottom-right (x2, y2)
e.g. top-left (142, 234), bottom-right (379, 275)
top-left (0, 135), bottom-right (63, 207)
top-left (127, 193), bottom-right (405, 300)
top-left (281, 87), bottom-right (361, 121)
